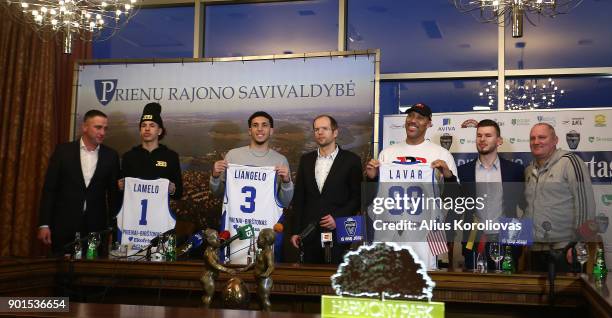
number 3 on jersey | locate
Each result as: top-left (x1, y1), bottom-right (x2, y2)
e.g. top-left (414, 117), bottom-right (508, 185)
top-left (241, 186), bottom-right (256, 213)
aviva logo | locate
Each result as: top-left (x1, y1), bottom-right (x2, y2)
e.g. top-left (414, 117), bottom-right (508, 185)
top-left (95, 79), bottom-right (118, 106)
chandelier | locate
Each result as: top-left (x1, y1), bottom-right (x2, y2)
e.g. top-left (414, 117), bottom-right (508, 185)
top-left (479, 78), bottom-right (565, 110)
top-left (3, 0), bottom-right (138, 54)
top-left (451, 0), bottom-right (583, 37)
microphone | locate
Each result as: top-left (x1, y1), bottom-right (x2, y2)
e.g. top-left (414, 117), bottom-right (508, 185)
top-left (219, 230), bottom-right (231, 243)
top-left (219, 224), bottom-right (254, 249)
top-left (321, 232), bottom-right (333, 247)
top-left (321, 232), bottom-right (333, 264)
top-left (298, 222), bottom-right (317, 240)
top-left (273, 222), bottom-right (284, 233)
top-left (297, 222), bottom-right (318, 264)
top-left (150, 229), bottom-right (176, 247)
top-left (177, 231), bottom-right (204, 256)
top-left (576, 220), bottom-right (598, 241)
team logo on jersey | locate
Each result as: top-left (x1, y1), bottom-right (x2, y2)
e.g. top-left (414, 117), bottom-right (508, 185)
top-left (94, 79), bottom-right (118, 106)
top-left (156, 160), bottom-right (167, 167)
top-left (440, 133), bottom-right (453, 150)
top-left (565, 130), bottom-right (580, 150)
top-left (392, 156), bottom-right (427, 164)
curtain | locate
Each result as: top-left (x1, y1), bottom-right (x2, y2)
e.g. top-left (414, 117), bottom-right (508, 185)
top-left (0, 5), bottom-right (91, 256)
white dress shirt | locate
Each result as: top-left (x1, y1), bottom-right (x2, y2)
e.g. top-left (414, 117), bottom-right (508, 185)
top-left (80, 137), bottom-right (99, 188)
top-left (475, 156), bottom-right (503, 234)
top-left (314, 145), bottom-right (339, 193)
top-left (80, 138), bottom-right (99, 211)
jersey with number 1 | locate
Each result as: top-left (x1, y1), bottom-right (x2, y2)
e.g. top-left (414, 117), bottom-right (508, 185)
top-left (116, 177), bottom-right (176, 255)
top-left (222, 164), bottom-right (283, 264)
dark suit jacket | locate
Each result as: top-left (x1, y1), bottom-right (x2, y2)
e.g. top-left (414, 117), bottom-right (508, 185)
top-left (39, 140), bottom-right (120, 253)
top-left (291, 148), bottom-right (363, 264)
top-left (448, 156), bottom-right (525, 243)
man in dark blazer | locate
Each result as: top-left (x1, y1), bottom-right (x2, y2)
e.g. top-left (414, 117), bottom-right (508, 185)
top-left (290, 115), bottom-right (363, 264)
top-left (38, 110), bottom-right (120, 256)
top-left (447, 119), bottom-right (525, 269)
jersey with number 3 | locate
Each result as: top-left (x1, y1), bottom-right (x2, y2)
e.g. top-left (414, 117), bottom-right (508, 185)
top-left (222, 164), bottom-right (283, 264)
top-left (116, 177), bottom-right (175, 255)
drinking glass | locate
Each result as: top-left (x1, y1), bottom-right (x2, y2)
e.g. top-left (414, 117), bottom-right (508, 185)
top-left (489, 242), bottom-right (503, 273)
top-left (575, 242), bottom-right (589, 274)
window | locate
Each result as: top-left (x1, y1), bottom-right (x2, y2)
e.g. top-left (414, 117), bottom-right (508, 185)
top-left (204, 0), bottom-right (338, 57)
top-left (504, 76), bottom-right (612, 109)
top-left (93, 6), bottom-right (195, 59)
top-left (505, 0), bottom-right (612, 69)
top-left (380, 79), bottom-right (497, 115)
top-left (348, 0), bottom-right (497, 73)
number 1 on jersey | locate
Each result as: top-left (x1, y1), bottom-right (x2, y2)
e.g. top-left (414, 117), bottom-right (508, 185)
top-left (139, 199), bottom-right (148, 225)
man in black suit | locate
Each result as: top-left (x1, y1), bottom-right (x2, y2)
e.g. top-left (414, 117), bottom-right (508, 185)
top-left (290, 115), bottom-right (363, 264)
top-left (37, 110), bottom-right (120, 255)
top-left (447, 119), bottom-right (525, 270)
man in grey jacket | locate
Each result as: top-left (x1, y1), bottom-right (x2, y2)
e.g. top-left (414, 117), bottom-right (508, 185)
top-left (525, 123), bottom-right (595, 272)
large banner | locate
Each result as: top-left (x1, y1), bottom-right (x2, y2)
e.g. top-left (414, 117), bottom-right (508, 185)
top-left (75, 54), bottom-right (376, 230)
top-left (383, 109), bottom-right (612, 264)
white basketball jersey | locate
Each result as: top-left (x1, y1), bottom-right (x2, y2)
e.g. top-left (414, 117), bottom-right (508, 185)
top-left (370, 163), bottom-right (442, 268)
top-left (370, 163), bottom-right (441, 242)
top-left (222, 164), bottom-right (283, 264)
top-left (117, 177), bottom-right (176, 255)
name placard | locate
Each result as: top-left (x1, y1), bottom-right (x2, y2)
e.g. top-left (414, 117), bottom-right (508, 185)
top-left (322, 296), bottom-right (444, 318)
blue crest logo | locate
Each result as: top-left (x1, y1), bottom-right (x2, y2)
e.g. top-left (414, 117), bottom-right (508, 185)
top-left (95, 79), bottom-right (118, 106)
top-left (344, 217), bottom-right (357, 237)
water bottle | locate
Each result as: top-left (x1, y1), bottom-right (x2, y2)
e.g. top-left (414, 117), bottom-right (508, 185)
top-left (593, 247), bottom-right (608, 280)
top-left (73, 232), bottom-right (82, 260)
top-left (165, 234), bottom-right (176, 262)
top-left (501, 245), bottom-right (514, 273)
top-left (86, 232), bottom-right (99, 260)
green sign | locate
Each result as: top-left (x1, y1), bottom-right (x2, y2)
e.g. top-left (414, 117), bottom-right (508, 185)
top-left (322, 296), bottom-right (444, 318)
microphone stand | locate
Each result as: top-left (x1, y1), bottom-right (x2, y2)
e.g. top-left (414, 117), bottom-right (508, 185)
top-left (299, 239), bottom-right (305, 264)
top-left (324, 241), bottom-right (332, 264)
top-left (297, 223), bottom-right (316, 264)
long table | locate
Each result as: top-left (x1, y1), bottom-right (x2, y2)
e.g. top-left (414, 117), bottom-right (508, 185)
top-left (0, 258), bottom-right (609, 317)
